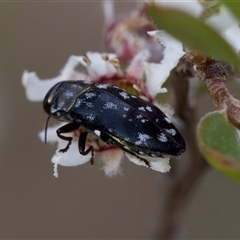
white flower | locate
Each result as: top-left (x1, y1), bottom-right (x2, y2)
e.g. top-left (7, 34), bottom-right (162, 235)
top-left (22, 0), bottom-right (188, 178)
top-left (22, 52), bottom-right (127, 177)
top-left (22, 50), bottom-right (181, 177)
top-left (102, 1), bottom-right (163, 63)
top-left (22, 53), bottom-right (124, 102)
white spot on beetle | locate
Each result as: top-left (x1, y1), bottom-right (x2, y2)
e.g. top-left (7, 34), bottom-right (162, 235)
top-left (96, 84), bottom-right (109, 89)
top-left (119, 91), bottom-right (130, 99)
top-left (164, 117), bottom-right (172, 123)
top-left (94, 130), bottom-right (101, 137)
top-left (157, 133), bottom-right (168, 142)
top-left (85, 92), bottom-right (96, 99)
top-left (123, 114), bottom-right (127, 118)
top-left (138, 107), bottom-right (145, 111)
top-left (146, 106), bottom-right (153, 112)
top-left (141, 119), bottom-right (148, 123)
top-left (74, 99), bottom-right (81, 107)
top-left (64, 91), bottom-right (74, 98)
top-left (135, 133), bottom-right (151, 146)
top-left (136, 114), bottom-right (143, 119)
top-left (55, 101), bottom-right (64, 109)
top-left (165, 128), bottom-right (177, 136)
top-left (103, 102), bottom-right (117, 109)
top-left (86, 102), bottom-right (94, 108)
top-left (123, 107), bottom-right (129, 111)
top-left (86, 113), bottom-right (95, 121)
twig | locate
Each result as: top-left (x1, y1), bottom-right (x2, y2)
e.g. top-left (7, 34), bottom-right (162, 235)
top-left (157, 62), bottom-right (209, 239)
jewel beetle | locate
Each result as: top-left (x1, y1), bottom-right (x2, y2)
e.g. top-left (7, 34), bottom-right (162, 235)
top-left (43, 80), bottom-right (185, 167)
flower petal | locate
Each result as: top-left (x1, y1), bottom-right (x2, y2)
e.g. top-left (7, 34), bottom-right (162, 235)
top-left (102, 0), bottom-right (114, 26)
top-left (59, 55), bottom-right (88, 80)
top-left (144, 63), bottom-right (168, 97)
top-left (39, 123), bottom-right (91, 177)
top-left (21, 71), bottom-right (61, 102)
top-left (126, 49), bottom-right (150, 83)
top-left (38, 125), bottom-right (61, 144)
top-left (145, 31), bottom-right (185, 98)
top-left (53, 140), bottom-right (91, 167)
top-left (52, 140), bottom-right (91, 177)
top-left (75, 52), bottom-right (122, 80)
top-left (222, 24), bottom-right (240, 53)
top-left (125, 153), bottom-right (171, 173)
top-left (205, 5), bottom-right (238, 33)
top-left (100, 148), bottom-right (124, 177)
top-left (22, 55), bottom-right (87, 102)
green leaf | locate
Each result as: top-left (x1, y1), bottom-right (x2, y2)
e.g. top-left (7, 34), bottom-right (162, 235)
top-left (145, 4), bottom-right (240, 72)
top-left (220, 1), bottom-right (240, 22)
top-left (197, 111), bottom-right (240, 181)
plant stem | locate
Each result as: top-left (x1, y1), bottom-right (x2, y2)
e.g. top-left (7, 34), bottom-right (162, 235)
top-left (158, 68), bottom-right (209, 239)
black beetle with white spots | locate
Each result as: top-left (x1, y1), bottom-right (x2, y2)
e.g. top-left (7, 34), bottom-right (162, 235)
top-left (43, 80), bottom-right (186, 172)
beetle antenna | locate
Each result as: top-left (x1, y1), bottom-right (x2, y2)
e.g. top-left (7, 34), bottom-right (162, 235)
top-left (44, 115), bottom-right (51, 144)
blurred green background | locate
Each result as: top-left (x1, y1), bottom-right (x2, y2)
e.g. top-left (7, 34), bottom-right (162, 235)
top-left (0, 2), bottom-right (240, 239)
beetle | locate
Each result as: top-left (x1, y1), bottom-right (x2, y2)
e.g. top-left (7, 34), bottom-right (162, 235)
top-left (43, 80), bottom-right (185, 168)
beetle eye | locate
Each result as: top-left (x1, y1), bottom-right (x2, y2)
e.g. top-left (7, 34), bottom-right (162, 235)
top-left (43, 90), bottom-right (53, 115)
top-left (43, 82), bottom-right (62, 115)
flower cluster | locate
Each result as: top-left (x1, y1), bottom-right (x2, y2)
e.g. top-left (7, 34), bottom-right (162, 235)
top-left (22, 2), bottom-right (186, 177)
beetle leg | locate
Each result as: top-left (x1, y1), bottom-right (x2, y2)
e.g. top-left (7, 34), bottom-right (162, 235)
top-left (78, 131), bottom-right (94, 164)
top-left (56, 123), bottom-right (80, 153)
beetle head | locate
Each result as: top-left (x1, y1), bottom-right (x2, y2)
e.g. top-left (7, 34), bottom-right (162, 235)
top-left (43, 81), bottom-right (68, 120)
top-left (43, 80), bottom-right (90, 121)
